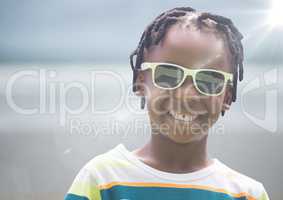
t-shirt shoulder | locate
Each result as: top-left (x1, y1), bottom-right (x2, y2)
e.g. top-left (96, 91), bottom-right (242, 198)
top-left (212, 161), bottom-right (269, 200)
top-left (83, 144), bottom-right (134, 174)
top-left (64, 145), bottom-right (127, 200)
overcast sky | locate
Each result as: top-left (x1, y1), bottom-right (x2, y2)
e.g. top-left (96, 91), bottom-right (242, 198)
top-left (0, 0), bottom-right (282, 64)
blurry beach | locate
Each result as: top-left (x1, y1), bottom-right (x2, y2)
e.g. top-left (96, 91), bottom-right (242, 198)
top-left (0, 63), bottom-right (282, 200)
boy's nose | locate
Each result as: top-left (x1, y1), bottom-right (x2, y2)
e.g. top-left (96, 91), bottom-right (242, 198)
top-left (173, 77), bottom-right (201, 100)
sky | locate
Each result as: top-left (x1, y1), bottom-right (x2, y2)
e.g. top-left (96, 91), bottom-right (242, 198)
top-left (0, 0), bottom-right (282, 64)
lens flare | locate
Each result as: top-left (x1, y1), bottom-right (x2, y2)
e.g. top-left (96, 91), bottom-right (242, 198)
top-left (267, 0), bottom-right (283, 27)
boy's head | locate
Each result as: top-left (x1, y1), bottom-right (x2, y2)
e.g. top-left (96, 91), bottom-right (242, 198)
top-left (130, 7), bottom-right (244, 144)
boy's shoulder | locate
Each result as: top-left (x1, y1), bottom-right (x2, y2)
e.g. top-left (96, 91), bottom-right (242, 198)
top-left (85, 144), bottom-right (130, 169)
top-left (82, 144), bottom-right (134, 178)
top-left (213, 160), bottom-right (267, 199)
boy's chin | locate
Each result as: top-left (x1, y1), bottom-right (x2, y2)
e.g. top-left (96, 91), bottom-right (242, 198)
top-left (164, 130), bottom-right (208, 144)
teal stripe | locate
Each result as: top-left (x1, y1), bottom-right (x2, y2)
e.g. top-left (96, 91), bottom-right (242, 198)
top-left (101, 185), bottom-right (248, 200)
top-left (64, 193), bottom-right (89, 200)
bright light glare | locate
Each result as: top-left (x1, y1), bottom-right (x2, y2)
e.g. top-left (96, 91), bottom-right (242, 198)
top-left (267, 0), bottom-right (283, 27)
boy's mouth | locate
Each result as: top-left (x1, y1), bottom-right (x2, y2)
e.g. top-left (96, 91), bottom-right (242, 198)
top-left (168, 110), bottom-right (198, 122)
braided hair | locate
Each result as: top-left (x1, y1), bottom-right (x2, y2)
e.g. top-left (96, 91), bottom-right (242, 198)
top-left (130, 7), bottom-right (244, 113)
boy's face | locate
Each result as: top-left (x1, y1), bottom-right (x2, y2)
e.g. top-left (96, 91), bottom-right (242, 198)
top-left (137, 23), bottom-right (233, 144)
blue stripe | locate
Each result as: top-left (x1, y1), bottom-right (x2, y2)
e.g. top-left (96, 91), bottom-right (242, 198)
top-left (64, 193), bottom-right (89, 200)
top-left (101, 185), bottom-right (248, 200)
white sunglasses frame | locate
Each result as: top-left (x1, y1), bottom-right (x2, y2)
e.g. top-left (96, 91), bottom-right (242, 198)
top-left (140, 62), bottom-right (233, 96)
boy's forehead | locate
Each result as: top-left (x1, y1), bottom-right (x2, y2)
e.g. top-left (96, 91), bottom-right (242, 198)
top-left (145, 23), bottom-right (232, 71)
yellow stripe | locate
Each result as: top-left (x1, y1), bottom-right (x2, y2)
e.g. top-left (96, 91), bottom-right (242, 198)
top-left (258, 191), bottom-right (270, 200)
top-left (68, 182), bottom-right (101, 200)
top-left (98, 181), bottom-right (256, 200)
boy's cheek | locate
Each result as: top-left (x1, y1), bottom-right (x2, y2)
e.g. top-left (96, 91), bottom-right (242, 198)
top-left (205, 97), bottom-right (223, 116)
top-left (148, 94), bottom-right (170, 116)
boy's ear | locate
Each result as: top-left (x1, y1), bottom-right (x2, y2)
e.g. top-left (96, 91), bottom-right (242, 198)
top-left (222, 87), bottom-right (232, 111)
top-left (134, 71), bottom-right (146, 96)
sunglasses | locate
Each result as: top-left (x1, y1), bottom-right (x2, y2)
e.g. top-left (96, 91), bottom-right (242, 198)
top-left (140, 62), bottom-right (233, 96)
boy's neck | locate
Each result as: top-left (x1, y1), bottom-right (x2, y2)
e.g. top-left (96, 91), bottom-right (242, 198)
top-left (132, 134), bottom-right (211, 174)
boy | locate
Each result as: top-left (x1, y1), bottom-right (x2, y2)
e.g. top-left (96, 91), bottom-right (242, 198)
top-left (65, 7), bottom-right (269, 200)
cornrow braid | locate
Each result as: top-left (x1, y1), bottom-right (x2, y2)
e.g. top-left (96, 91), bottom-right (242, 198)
top-left (197, 13), bottom-right (244, 103)
top-left (130, 7), bottom-right (244, 110)
top-left (130, 7), bottom-right (196, 92)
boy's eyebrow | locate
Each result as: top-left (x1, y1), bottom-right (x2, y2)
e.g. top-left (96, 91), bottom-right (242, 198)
top-left (169, 53), bottom-right (222, 70)
top-left (161, 58), bottom-right (225, 71)
top-left (195, 53), bottom-right (222, 68)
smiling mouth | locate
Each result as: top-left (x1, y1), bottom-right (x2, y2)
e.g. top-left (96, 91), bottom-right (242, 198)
top-left (168, 110), bottom-right (198, 122)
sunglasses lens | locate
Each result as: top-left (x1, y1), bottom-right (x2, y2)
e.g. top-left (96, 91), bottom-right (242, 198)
top-left (195, 71), bottom-right (225, 95)
top-left (154, 64), bottom-right (184, 88)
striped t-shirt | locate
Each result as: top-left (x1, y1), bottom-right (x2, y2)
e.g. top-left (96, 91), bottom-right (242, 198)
top-left (65, 144), bottom-right (269, 200)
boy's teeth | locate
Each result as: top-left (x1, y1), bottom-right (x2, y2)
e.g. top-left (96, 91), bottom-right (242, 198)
top-left (169, 110), bottom-right (197, 122)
